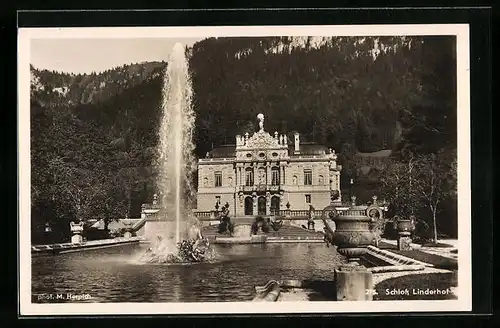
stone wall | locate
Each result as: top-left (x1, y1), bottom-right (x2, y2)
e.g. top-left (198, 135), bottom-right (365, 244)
top-left (196, 142), bottom-right (342, 215)
top-left (198, 163), bottom-right (235, 189)
top-left (197, 192), bottom-right (236, 214)
top-left (288, 219), bottom-right (326, 232)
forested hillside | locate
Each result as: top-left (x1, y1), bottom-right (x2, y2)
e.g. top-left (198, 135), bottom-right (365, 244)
top-left (30, 36), bottom-right (457, 242)
top-left (31, 61), bottom-right (166, 107)
top-left (31, 62), bottom-right (167, 242)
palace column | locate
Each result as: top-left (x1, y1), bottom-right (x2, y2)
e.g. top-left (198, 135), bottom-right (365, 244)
top-left (237, 165), bottom-right (242, 186)
top-left (266, 162), bottom-right (272, 185)
top-left (235, 165), bottom-right (239, 187)
top-left (266, 192), bottom-right (271, 215)
top-left (281, 164), bottom-right (286, 185)
top-left (252, 192), bottom-right (257, 216)
top-left (240, 166), bottom-right (244, 186)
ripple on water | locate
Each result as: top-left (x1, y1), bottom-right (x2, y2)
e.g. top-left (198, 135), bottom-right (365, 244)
top-left (32, 243), bottom-right (343, 302)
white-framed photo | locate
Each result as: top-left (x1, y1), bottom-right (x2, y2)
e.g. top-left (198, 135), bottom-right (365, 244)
top-left (18, 23), bottom-right (471, 316)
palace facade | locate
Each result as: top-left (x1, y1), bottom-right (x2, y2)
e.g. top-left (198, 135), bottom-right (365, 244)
top-left (195, 114), bottom-right (342, 217)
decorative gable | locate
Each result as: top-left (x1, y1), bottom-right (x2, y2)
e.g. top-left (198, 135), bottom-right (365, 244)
top-left (245, 130), bottom-right (281, 149)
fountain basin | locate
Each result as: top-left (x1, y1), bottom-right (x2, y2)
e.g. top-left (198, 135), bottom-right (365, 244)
top-left (32, 243), bottom-right (344, 303)
top-left (31, 237), bottom-right (143, 256)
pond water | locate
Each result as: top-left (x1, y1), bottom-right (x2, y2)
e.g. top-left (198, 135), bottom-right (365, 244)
top-left (32, 243), bottom-right (345, 303)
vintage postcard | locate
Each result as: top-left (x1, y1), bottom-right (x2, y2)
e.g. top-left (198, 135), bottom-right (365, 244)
top-left (18, 24), bottom-right (471, 315)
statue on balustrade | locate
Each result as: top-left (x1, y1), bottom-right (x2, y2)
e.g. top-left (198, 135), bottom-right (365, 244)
top-left (307, 205), bottom-right (316, 230)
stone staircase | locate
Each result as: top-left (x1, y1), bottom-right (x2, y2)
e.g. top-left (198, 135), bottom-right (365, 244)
top-left (201, 223), bottom-right (324, 243)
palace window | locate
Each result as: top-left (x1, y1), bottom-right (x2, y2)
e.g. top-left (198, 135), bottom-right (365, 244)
top-left (271, 167), bottom-right (280, 185)
top-left (304, 169), bottom-right (312, 185)
top-left (305, 194), bottom-right (311, 204)
top-left (215, 171), bottom-right (222, 187)
top-left (257, 168), bottom-right (267, 185)
top-left (318, 175), bottom-right (324, 185)
top-left (245, 167), bottom-right (254, 186)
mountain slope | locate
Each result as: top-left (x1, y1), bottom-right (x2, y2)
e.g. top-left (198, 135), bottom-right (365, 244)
top-left (30, 61), bottom-right (167, 108)
top-left (29, 36), bottom-right (457, 243)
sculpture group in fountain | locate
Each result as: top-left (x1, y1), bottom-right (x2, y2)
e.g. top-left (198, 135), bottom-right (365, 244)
top-left (138, 219), bottom-right (215, 264)
top-left (218, 202), bottom-right (234, 235)
top-left (250, 216), bottom-right (283, 235)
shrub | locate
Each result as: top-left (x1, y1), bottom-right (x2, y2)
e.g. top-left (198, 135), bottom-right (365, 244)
top-left (270, 218), bottom-right (283, 231)
top-left (251, 222), bottom-right (259, 235)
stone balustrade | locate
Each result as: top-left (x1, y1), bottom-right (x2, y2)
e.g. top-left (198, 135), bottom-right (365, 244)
top-left (141, 203), bottom-right (162, 211)
top-left (192, 207), bottom-right (356, 221)
top-left (194, 211), bottom-right (214, 218)
top-left (237, 185), bottom-right (282, 193)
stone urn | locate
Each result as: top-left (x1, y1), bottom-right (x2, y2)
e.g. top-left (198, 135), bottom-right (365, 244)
top-left (70, 221), bottom-right (85, 244)
top-left (325, 204), bottom-right (382, 263)
top-left (320, 196), bottom-right (383, 301)
top-left (393, 215), bottom-right (416, 250)
top-left (123, 221), bottom-right (134, 239)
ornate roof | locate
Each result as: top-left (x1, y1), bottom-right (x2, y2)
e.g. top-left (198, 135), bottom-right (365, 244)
top-left (207, 142), bottom-right (330, 158)
top-left (244, 130), bottom-right (282, 149)
top-left (288, 142), bottom-right (328, 156)
top-left (205, 114), bottom-right (332, 159)
top-left (208, 145), bottom-right (236, 158)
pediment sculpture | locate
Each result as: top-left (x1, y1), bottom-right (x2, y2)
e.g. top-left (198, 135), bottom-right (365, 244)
top-left (245, 130), bottom-right (280, 149)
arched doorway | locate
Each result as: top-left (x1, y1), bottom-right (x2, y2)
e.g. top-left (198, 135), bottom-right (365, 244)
top-left (270, 196), bottom-right (280, 215)
top-left (244, 197), bottom-right (253, 215)
top-left (258, 196), bottom-right (267, 215)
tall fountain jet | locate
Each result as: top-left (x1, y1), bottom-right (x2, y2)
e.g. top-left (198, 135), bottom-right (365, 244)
top-left (157, 43), bottom-right (196, 244)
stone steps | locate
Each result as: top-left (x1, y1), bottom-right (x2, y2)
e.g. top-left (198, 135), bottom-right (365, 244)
top-left (202, 224), bottom-right (323, 240)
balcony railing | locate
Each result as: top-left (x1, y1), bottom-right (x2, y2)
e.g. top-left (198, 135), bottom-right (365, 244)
top-left (193, 211), bottom-right (214, 218)
top-left (238, 184), bottom-right (282, 193)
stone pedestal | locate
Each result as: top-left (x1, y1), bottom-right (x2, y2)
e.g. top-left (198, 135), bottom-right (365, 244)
top-left (395, 218), bottom-right (415, 251)
top-left (123, 222), bottom-right (134, 239)
top-left (334, 265), bottom-right (373, 301)
top-left (70, 221), bottom-right (84, 244)
top-left (397, 236), bottom-right (412, 251)
top-left (307, 221), bottom-right (315, 230)
top-left (71, 234), bottom-right (83, 244)
top-left (320, 199), bottom-right (384, 302)
top-left (233, 225), bottom-right (251, 237)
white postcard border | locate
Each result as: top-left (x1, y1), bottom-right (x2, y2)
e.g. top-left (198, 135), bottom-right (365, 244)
top-left (18, 24), bottom-right (471, 315)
